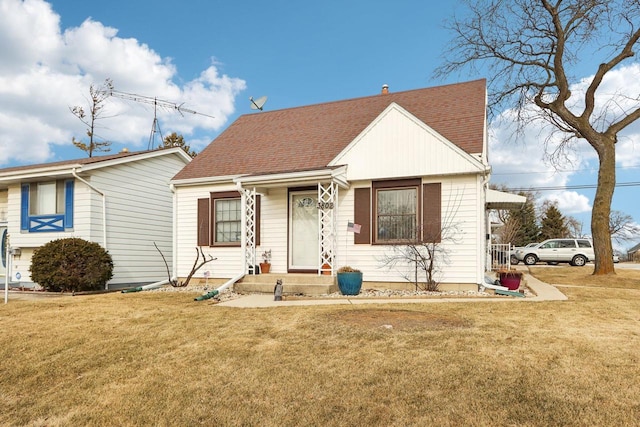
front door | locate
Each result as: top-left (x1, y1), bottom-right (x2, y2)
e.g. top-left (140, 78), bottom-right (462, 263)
top-left (0, 226), bottom-right (7, 277)
top-left (289, 192), bottom-right (318, 270)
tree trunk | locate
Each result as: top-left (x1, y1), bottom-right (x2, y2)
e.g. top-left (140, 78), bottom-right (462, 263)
top-left (592, 141), bottom-right (616, 275)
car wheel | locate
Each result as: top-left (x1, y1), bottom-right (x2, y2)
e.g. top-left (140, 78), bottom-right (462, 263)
top-left (510, 255), bottom-right (519, 265)
top-left (572, 255), bottom-right (587, 267)
top-left (524, 254), bottom-right (537, 265)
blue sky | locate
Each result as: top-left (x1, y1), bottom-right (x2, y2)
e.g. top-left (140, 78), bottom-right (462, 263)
top-left (1, 0), bottom-right (639, 250)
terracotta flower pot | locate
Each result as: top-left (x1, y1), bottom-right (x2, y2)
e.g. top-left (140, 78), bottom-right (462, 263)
top-left (260, 263), bottom-right (271, 274)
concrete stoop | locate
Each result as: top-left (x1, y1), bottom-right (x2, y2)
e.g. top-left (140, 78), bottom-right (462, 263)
top-left (234, 273), bottom-right (338, 295)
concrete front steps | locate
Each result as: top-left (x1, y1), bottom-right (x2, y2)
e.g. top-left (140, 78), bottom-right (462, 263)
top-left (234, 273), bottom-right (338, 296)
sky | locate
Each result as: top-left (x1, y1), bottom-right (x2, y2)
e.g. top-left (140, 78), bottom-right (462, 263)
top-left (1, 0), bottom-right (639, 250)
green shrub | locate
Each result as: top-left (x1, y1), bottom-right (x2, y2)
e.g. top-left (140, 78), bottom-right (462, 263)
top-left (30, 238), bottom-right (113, 292)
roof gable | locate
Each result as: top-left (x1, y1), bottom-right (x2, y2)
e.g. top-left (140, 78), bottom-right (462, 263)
top-left (0, 148), bottom-right (191, 183)
top-left (329, 102), bottom-right (487, 180)
top-left (173, 79), bottom-right (487, 181)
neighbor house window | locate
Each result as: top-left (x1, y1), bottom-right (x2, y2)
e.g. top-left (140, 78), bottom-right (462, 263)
top-left (30, 181), bottom-right (65, 215)
top-left (214, 198), bottom-right (241, 243)
top-left (21, 179), bottom-right (74, 232)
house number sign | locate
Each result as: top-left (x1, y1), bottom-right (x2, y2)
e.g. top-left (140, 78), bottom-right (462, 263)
top-left (317, 201), bottom-right (334, 210)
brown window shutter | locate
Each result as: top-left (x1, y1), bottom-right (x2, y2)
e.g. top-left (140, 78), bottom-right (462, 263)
top-left (423, 183), bottom-right (441, 243)
top-left (197, 198), bottom-right (210, 246)
top-left (255, 195), bottom-right (261, 246)
top-left (354, 188), bottom-right (371, 244)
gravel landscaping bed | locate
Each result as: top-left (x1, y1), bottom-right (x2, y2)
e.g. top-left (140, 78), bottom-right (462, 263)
top-left (151, 285), bottom-right (533, 301)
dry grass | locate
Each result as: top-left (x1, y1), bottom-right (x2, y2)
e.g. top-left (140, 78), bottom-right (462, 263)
top-left (1, 270), bottom-right (640, 426)
top-left (529, 264), bottom-right (640, 289)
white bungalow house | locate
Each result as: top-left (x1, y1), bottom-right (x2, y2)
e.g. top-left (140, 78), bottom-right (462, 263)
top-left (170, 80), bottom-right (521, 292)
top-left (0, 148), bottom-right (192, 288)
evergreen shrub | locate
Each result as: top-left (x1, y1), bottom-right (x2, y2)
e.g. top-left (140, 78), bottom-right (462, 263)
top-left (30, 238), bottom-right (113, 292)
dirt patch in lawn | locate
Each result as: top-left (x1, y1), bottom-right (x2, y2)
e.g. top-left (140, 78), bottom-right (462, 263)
top-left (327, 308), bottom-right (473, 331)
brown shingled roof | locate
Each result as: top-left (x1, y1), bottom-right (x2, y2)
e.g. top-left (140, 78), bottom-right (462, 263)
top-left (173, 79), bottom-right (486, 181)
top-left (0, 150), bottom-right (153, 175)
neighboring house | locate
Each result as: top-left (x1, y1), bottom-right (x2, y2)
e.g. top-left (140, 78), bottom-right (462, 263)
top-left (628, 242), bottom-right (640, 262)
top-left (0, 148), bottom-right (192, 288)
top-left (171, 80), bottom-right (521, 290)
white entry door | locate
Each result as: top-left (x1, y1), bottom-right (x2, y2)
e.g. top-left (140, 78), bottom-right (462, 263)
top-left (289, 192), bottom-right (319, 270)
top-left (0, 226), bottom-right (6, 277)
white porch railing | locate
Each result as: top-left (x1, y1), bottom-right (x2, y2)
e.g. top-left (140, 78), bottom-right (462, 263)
top-left (490, 243), bottom-right (511, 271)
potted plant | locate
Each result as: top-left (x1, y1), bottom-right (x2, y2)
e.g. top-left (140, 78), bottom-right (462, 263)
top-left (336, 266), bottom-right (363, 295)
top-left (260, 249), bottom-right (272, 274)
top-left (497, 268), bottom-right (523, 290)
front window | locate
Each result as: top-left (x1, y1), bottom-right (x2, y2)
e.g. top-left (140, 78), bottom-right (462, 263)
top-left (214, 198), bottom-right (241, 243)
top-left (376, 187), bottom-right (417, 241)
top-left (21, 179), bottom-right (74, 232)
top-left (30, 181), bottom-right (65, 215)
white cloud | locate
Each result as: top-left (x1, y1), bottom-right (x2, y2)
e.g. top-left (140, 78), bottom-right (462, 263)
top-left (0, 0), bottom-right (246, 166)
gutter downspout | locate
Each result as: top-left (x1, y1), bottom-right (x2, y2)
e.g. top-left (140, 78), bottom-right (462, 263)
top-left (195, 182), bottom-right (247, 301)
top-left (481, 168), bottom-right (492, 275)
top-left (121, 277), bottom-right (177, 293)
top-left (72, 168), bottom-right (108, 289)
top-left (194, 271), bottom-right (244, 301)
top-left (170, 183), bottom-right (178, 281)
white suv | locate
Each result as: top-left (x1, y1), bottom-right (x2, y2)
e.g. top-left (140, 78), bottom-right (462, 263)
top-left (515, 238), bottom-right (595, 266)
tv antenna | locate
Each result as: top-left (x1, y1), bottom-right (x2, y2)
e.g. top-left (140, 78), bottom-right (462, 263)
top-left (102, 88), bottom-right (215, 149)
top-left (249, 96), bottom-right (268, 111)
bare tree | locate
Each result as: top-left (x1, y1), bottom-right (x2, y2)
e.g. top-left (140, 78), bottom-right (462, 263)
top-left (70, 78), bottom-right (114, 157)
top-left (437, 0), bottom-right (640, 275)
top-left (379, 187), bottom-right (464, 291)
top-left (609, 210), bottom-right (640, 243)
top-left (565, 215), bottom-right (585, 238)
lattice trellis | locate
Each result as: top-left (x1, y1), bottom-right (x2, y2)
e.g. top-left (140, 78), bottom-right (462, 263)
top-left (318, 182), bottom-right (338, 275)
top-left (241, 187), bottom-right (257, 274)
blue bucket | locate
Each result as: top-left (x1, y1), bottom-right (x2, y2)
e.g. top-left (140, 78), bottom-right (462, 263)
top-left (337, 272), bottom-right (363, 295)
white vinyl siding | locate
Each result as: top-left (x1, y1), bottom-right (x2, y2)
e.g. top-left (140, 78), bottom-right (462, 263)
top-left (87, 154), bottom-right (187, 284)
top-left (336, 176), bottom-right (482, 285)
top-left (330, 104), bottom-right (486, 181)
top-left (3, 150), bottom-right (190, 286)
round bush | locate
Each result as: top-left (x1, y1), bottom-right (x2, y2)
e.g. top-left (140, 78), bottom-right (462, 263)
top-left (30, 238), bottom-right (113, 292)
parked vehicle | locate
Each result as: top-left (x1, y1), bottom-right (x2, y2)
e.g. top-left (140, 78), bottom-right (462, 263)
top-left (509, 243), bottom-right (538, 265)
top-left (514, 238), bottom-right (595, 266)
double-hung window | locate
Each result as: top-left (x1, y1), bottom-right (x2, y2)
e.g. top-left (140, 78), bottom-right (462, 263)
top-left (353, 179), bottom-right (441, 245)
top-left (197, 191), bottom-right (261, 247)
top-left (376, 187), bottom-right (418, 242)
top-left (214, 198), bottom-right (241, 244)
top-left (21, 179), bottom-right (74, 232)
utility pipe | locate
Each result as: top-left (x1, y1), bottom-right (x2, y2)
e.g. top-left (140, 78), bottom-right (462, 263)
top-left (195, 271), bottom-right (244, 301)
top-left (121, 277), bottom-right (176, 293)
top-left (72, 168), bottom-right (108, 289)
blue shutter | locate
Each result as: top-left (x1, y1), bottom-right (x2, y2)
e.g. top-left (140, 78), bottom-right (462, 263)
top-left (20, 184), bottom-right (29, 231)
top-left (64, 179), bottom-right (74, 229)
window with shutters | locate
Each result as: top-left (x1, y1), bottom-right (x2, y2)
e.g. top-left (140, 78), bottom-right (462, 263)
top-left (214, 198), bottom-right (241, 243)
top-left (21, 179), bottom-right (74, 232)
top-left (354, 180), bottom-right (441, 245)
top-left (197, 191), bottom-right (260, 247)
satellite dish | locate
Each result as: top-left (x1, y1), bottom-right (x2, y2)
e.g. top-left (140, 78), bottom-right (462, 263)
top-left (249, 96), bottom-right (268, 111)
